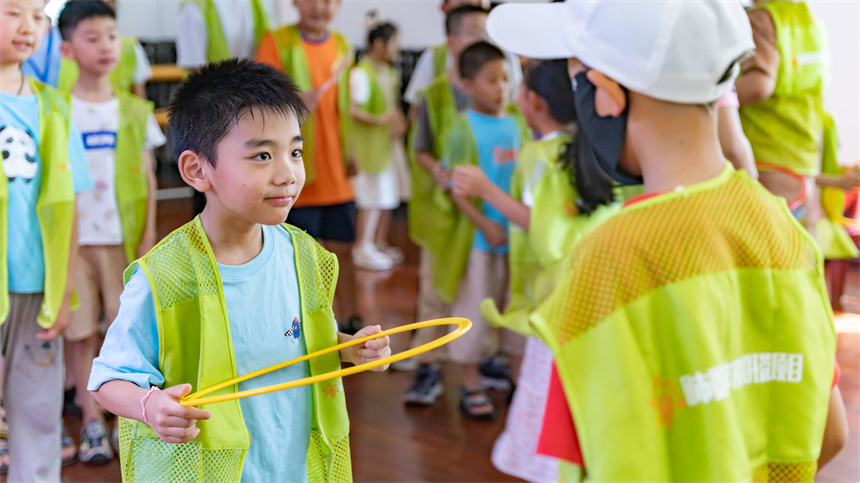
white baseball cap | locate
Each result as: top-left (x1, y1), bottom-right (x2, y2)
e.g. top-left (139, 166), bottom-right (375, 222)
top-left (487, 0), bottom-right (755, 104)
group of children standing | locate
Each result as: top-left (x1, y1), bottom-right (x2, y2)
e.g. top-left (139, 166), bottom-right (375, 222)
top-left (0, 0), bottom-right (858, 482)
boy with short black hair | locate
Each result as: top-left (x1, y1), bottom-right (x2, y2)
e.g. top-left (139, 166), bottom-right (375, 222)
top-left (433, 40), bottom-right (527, 420)
top-left (488, 0), bottom-right (846, 480)
top-left (57, 0), bottom-right (165, 464)
top-left (88, 58), bottom-right (390, 482)
top-left (401, 4), bottom-right (489, 406)
top-left (0, 0), bottom-right (93, 479)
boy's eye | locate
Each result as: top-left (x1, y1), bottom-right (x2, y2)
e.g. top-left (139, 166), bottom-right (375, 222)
top-left (291, 149), bottom-right (303, 159)
top-left (253, 152), bottom-right (271, 161)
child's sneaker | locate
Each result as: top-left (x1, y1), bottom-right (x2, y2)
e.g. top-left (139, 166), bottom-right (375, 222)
top-left (352, 246), bottom-right (394, 271)
top-left (402, 364), bottom-right (443, 405)
top-left (78, 421), bottom-right (113, 466)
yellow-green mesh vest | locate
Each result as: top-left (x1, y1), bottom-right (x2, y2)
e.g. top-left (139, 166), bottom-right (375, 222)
top-left (406, 76), bottom-right (459, 248)
top-left (481, 134), bottom-right (619, 337)
top-left (815, 111), bottom-right (859, 259)
top-left (0, 78), bottom-right (75, 328)
top-left (349, 58), bottom-right (396, 174)
top-left (739, 1), bottom-right (828, 176)
top-left (116, 218), bottom-right (351, 483)
top-left (181, 0), bottom-right (269, 63)
top-left (429, 109), bottom-right (531, 303)
top-left (430, 44), bottom-right (448, 79)
top-left (271, 25), bottom-right (351, 184)
top-left (58, 36), bottom-right (139, 93)
top-left (533, 166), bottom-right (835, 482)
top-left (112, 91), bottom-right (155, 263)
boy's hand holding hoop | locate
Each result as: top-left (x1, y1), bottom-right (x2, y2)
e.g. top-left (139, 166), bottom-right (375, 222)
top-left (142, 383), bottom-right (212, 444)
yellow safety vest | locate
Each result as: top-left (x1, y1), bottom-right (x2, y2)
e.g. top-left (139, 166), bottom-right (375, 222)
top-left (117, 218), bottom-right (351, 482)
top-left (0, 78), bottom-right (75, 329)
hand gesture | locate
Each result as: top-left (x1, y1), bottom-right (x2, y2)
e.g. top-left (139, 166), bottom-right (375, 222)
top-left (452, 165), bottom-right (491, 198)
top-left (349, 325), bottom-right (391, 372)
top-left (143, 384), bottom-right (211, 444)
top-left (834, 165), bottom-right (860, 191)
top-left (481, 221), bottom-right (508, 248)
top-left (430, 162), bottom-right (451, 190)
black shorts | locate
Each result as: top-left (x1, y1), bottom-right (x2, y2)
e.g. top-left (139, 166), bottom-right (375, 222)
top-left (287, 202), bottom-right (356, 243)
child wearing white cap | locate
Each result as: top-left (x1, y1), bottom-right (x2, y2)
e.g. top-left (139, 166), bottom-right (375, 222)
top-left (487, 1), bottom-right (846, 481)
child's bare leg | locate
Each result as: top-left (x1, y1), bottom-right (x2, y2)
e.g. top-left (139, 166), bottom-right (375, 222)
top-left (356, 208), bottom-right (381, 252)
top-left (375, 209), bottom-right (392, 248)
top-left (67, 337), bottom-right (105, 426)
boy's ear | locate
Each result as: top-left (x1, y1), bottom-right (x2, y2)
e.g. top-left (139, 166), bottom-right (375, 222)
top-left (586, 70), bottom-right (626, 118)
top-left (59, 41), bottom-right (75, 61)
top-left (178, 150), bottom-right (212, 193)
top-left (528, 90), bottom-right (546, 115)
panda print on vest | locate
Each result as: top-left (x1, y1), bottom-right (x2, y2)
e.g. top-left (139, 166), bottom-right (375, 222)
top-left (1, 125), bottom-right (38, 183)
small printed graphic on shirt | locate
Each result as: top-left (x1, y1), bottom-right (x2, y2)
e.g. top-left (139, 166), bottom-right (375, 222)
top-left (493, 146), bottom-right (519, 164)
top-left (284, 317), bottom-right (302, 344)
top-left (1, 125), bottom-right (38, 183)
top-left (82, 131), bottom-right (117, 150)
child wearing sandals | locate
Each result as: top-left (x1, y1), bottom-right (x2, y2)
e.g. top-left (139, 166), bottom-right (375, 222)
top-left (435, 41), bottom-right (528, 420)
top-left (348, 12), bottom-right (408, 271)
top-left (452, 59), bottom-right (619, 481)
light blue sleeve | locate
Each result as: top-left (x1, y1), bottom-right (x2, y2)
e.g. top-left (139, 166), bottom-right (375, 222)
top-left (88, 267), bottom-right (164, 391)
top-left (68, 124), bottom-right (93, 193)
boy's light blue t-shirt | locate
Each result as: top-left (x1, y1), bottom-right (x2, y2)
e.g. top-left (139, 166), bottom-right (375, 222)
top-left (465, 110), bottom-right (521, 254)
top-left (89, 225), bottom-right (313, 483)
top-left (22, 27), bottom-right (63, 87)
top-left (1, 90), bottom-right (93, 293)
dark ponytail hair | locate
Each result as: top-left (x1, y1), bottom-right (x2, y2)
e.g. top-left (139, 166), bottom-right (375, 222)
top-left (366, 11), bottom-right (397, 47)
top-left (525, 60), bottom-right (615, 215)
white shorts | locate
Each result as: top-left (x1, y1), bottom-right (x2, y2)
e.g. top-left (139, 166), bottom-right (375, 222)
top-left (353, 167), bottom-right (399, 210)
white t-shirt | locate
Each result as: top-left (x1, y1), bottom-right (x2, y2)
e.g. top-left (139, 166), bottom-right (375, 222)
top-left (176, 0), bottom-right (270, 68)
top-left (403, 47), bottom-right (523, 105)
top-left (131, 39), bottom-right (153, 84)
top-left (72, 97), bottom-right (167, 246)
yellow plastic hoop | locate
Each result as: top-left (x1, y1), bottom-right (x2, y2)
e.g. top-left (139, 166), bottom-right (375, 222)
top-left (822, 187), bottom-right (860, 228)
top-left (180, 318), bottom-right (471, 407)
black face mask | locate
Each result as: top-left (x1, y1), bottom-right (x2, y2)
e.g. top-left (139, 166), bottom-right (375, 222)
top-left (571, 70), bottom-right (643, 186)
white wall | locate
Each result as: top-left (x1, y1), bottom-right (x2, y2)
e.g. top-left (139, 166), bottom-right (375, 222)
top-left (104, 0), bottom-right (858, 162)
top-left (808, 1), bottom-right (860, 165)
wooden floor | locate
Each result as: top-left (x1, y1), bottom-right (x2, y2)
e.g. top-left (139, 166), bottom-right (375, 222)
top-left (7, 197), bottom-right (858, 482)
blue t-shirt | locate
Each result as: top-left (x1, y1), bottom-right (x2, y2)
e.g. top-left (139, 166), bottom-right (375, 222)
top-left (465, 110), bottom-right (521, 254)
top-left (22, 28), bottom-right (63, 87)
top-left (89, 225), bottom-right (313, 482)
top-left (1, 89), bottom-right (93, 293)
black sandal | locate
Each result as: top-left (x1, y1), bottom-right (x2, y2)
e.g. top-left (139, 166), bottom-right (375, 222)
top-left (459, 387), bottom-right (495, 421)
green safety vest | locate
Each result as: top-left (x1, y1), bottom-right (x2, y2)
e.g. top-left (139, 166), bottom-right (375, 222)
top-left (57, 89), bottom-right (154, 263)
top-left (271, 25), bottom-right (351, 185)
top-left (481, 134), bottom-right (619, 337)
top-left (116, 218), bottom-right (351, 483)
top-left (0, 78), bottom-right (75, 329)
top-left (348, 57), bottom-right (397, 174)
top-left (113, 91), bottom-right (155, 263)
top-left (533, 165), bottom-right (836, 482)
top-left (430, 44), bottom-right (448, 79)
top-left (429, 109), bottom-right (531, 303)
top-left (58, 36), bottom-right (139, 94)
top-left (183, 0), bottom-right (270, 63)
top-left (739, 1), bottom-right (828, 176)
top-left (406, 75), bottom-right (459, 248)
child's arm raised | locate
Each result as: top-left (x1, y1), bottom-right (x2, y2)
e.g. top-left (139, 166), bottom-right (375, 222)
top-left (452, 164), bottom-right (530, 230)
top-left (338, 325), bottom-right (391, 372)
top-left (92, 381), bottom-right (210, 444)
